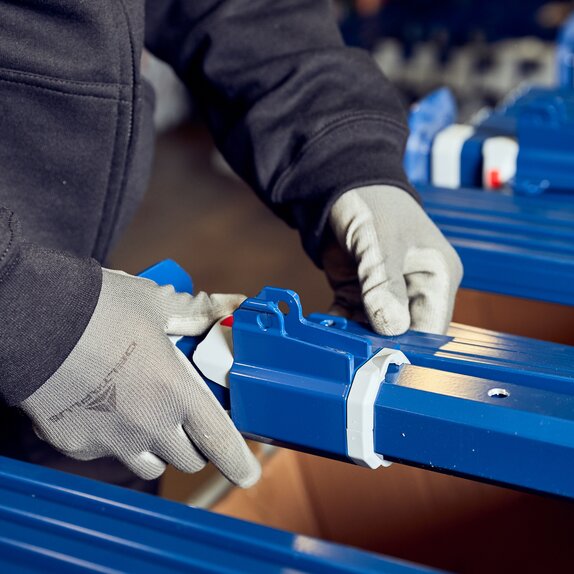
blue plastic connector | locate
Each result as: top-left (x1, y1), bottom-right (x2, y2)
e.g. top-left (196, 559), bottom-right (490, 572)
top-left (404, 88), bottom-right (457, 185)
top-left (229, 287), bottom-right (390, 460)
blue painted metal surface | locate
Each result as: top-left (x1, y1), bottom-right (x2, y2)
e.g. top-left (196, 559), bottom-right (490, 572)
top-left (514, 90), bottom-right (574, 195)
top-left (0, 456), bottom-right (435, 573)
top-left (557, 13), bottom-right (574, 88)
top-left (314, 316), bottom-right (574, 497)
top-left (145, 261), bottom-right (574, 498)
top-left (416, 184), bottom-right (574, 306)
top-left (404, 87), bottom-right (574, 305)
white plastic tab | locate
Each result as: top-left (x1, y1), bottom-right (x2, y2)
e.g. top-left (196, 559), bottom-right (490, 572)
top-left (192, 318), bottom-right (234, 388)
top-left (482, 136), bottom-right (519, 190)
top-left (431, 124), bottom-right (475, 188)
top-left (346, 348), bottom-right (410, 469)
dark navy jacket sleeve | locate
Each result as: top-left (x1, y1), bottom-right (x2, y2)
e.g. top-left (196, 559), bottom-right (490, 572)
top-left (144, 0), bottom-right (418, 263)
top-left (0, 209), bottom-right (101, 406)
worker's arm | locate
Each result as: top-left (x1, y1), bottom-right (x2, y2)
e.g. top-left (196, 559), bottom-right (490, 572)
top-left (144, 0), bottom-right (417, 261)
top-left (0, 208), bottom-right (259, 485)
top-left (145, 0), bottom-right (462, 335)
top-left (0, 207), bottom-right (101, 405)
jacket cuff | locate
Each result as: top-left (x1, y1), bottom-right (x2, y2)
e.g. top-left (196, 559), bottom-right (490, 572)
top-left (0, 224), bottom-right (102, 406)
top-left (271, 114), bottom-right (420, 267)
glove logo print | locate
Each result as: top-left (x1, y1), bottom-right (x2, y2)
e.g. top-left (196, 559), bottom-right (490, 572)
top-left (48, 342), bottom-right (136, 422)
top-left (84, 381), bottom-right (117, 413)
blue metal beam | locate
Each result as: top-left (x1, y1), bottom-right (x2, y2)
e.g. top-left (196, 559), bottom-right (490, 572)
top-left (144, 260), bottom-right (574, 499)
top-left (311, 316), bottom-right (574, 497)
top-left (0, 456), bottom-right (435, 573)
top-left (417, 185), bottom-right (574, 306)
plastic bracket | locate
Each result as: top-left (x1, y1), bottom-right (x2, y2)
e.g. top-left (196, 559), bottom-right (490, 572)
top-left (347, 348), bottom-right (410, 468)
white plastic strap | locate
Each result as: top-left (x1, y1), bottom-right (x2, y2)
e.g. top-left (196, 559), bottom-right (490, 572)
top-left (346, 348), bottom-right (410, 469)
top-left (431, 124), bottom-right (475, 188)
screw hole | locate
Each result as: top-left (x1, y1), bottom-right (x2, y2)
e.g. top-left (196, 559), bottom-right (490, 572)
top-left (488, 388), bottom-right (510, 399)
top-left (278, 300), bottom-right (290, 316)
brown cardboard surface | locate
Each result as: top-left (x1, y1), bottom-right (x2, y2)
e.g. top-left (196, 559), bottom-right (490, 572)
top-left (295, 453), bottom-right (511, 551)
top-left (214, 450), bottom-right (574, 573)
top-left (454, 289), bottom-right (574, 344)
top-left (212, 449), bottom-right (322, 538)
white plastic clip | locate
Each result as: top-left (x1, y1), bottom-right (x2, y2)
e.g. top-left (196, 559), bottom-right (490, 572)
top-left (192, 318), bottom-right (234, 388)
top-left (346, 348), bottom-right (410, 469)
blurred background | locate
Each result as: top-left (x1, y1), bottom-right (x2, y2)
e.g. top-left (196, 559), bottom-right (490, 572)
top-left (108, 2), bottom-right (574, 572)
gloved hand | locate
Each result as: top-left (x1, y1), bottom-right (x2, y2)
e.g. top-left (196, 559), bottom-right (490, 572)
top-left (323, 185), bottom-right (463, 335)
top-left (21, 269), bottom-right (261, 487)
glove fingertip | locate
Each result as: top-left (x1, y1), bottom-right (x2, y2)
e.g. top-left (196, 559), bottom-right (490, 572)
top-left (368, 304), bottom-right (411, 336)
top-left (124, 452), bottom-right (167, 481)
top-left (234, 454), bottom-right (262, 489)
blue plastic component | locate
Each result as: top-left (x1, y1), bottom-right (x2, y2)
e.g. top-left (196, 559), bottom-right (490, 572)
top-left (139, 261), bottom-right (231, 408)
top-left (557, 13), bottom-right (574, 88)
top-left (140, 259), bottom-right (194, 294)
top-left (143, 260), bottom-right (574, 497)
top-left (230, 288), bottom-right (378, 459)
top-left (404, 88), bottom-right (456, 185)
top-left (0, 456), bottom-right (435, 573)
top-left (459, 133), bottom-right (486, 188)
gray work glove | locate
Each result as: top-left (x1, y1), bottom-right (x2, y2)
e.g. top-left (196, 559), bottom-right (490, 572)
top-left (323, 185), bottom-right (463, 335)
top-left (21, 269), bottom-right (261, 487)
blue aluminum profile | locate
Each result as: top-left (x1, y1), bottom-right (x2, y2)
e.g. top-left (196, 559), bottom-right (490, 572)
top-left (144, 260), bottom-right (574, 499)
top-left (310, 316), bottom-right (574, 497)
top-left (0, 456), bottom-right (436, 574)
top-left (514, 90), bottom-right (574, 195)
top-left (416, 184), bottom-right (574, 306)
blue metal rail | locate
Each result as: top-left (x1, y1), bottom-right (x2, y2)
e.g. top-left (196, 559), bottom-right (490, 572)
top-left (326, 318), bottom-right (574, 497)
top-left (146, 260), bottom-right (574, 500)
top-left (401, 14), bottom-right (574, 306)
top-left (2, 259), bottom-right (573, 572)
top-left (0, 456), bottom-right (435, 573)
top-left (417, 185), bottom-right (574, 305)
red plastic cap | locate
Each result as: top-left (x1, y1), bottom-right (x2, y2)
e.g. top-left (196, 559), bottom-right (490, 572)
top-left (220, 316), bottom-right (234, 327)
top-left (487, 169), bottom-right (503, 189)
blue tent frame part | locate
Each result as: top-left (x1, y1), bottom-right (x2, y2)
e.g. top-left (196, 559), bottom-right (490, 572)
top-left (145, 260), bottom-right (574, 500)
top-left (417, 184), bottom-right (574, 306)
top-left (0, 456), bottom-right (437, 574)
top-left (401, 15), bottom-right (574, 306)
top-left (2, 258), bottom-right (572, 572)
